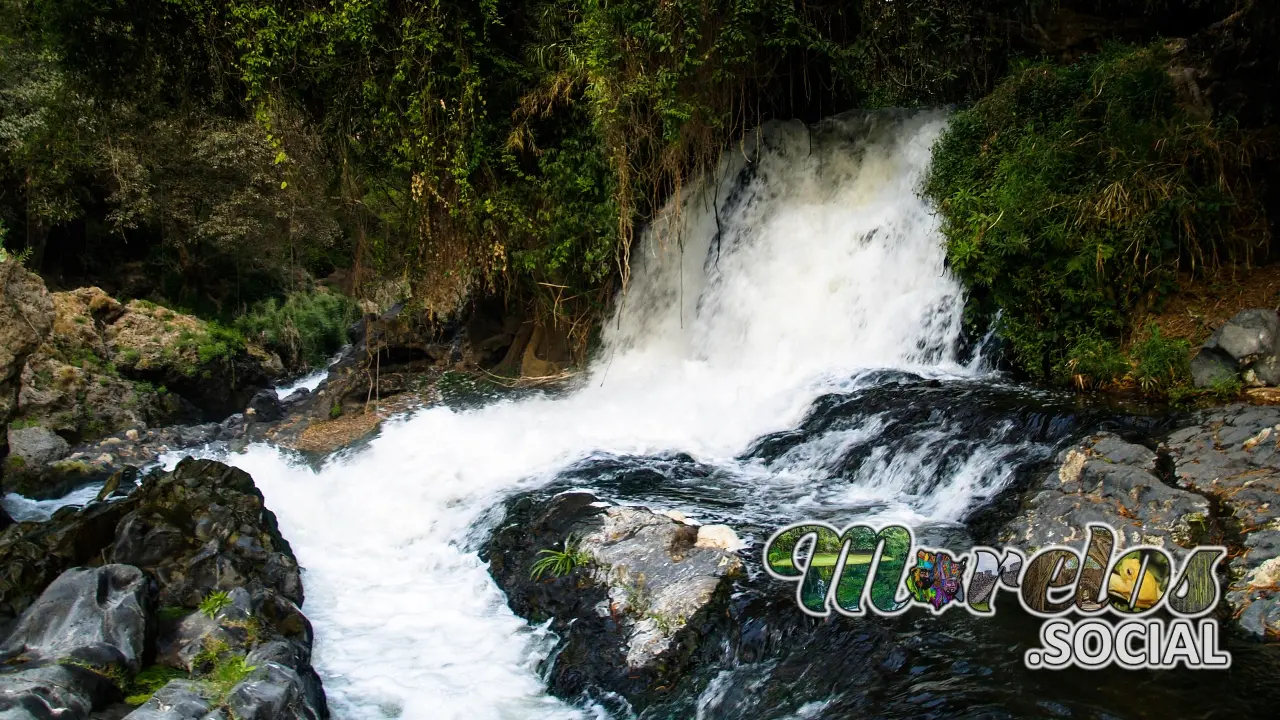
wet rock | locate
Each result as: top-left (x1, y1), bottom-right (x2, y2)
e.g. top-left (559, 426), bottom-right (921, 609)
top-left (1000, 432), bottom-right (1211, 554)
top-left (110, 459), bottom-right (303, 608)
top-left (0, 459), bottom-right (326, 716)
top-left (217, 414), bottom-right (247, 442)
top-left (0, 260), bottom-right (54, 456)
top-left (0, 565), bottom-right (151, 672)
top-left (0, 459), bottom-right (300, 620)
top-left (280, 389), bottom-right (310, 408)
top-left (224, 660), bottom-right (326, 720)
top-left (0, 663), bottom-right (108, 719)
top-left (1163, 404), bottom-right (1280, 639)
top-left (488, 491), bottom-right (743, 706)
top-left (245, 390), bottom-right (283, 423)
top-left (1190, 346), bottom-right (1238, 388)
top-left (0, 499), bottom-right (137, 619)
top-left (121, 680), bottom-right (213, 720)
top-left (0, 565), bottom-right (151, 718)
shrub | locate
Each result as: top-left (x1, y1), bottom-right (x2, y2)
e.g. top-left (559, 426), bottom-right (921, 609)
top-left (925, 44), bottom-right (1269, 379)
top-left (1130, 326), bottom-right (1191, 392)
top-left (236, 290), bottom-right (358, 370)
top-left (1057, 332), bottom-right (1130, 390)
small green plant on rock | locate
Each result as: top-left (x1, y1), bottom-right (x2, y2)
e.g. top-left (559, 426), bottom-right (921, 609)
top-left (123, 665), bottom-right (187, 705)
top-left (530, 534), bottom-right (592, 580)
top-left (204, 654), bottom-right (256, 703)
top-left (156, 605), bottom-right (190, 622)
top-left (619, 573), bottom-right (652, 617)
top-left (199, 590), bottom-right (233, 618)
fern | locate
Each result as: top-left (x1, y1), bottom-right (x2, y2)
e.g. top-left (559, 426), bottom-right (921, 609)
top-left (198, 590), bottom-right (233, 619)
top-left (530, 534), bottom-right (592, 580)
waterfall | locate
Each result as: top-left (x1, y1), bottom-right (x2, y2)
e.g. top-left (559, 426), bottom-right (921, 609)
top-left (206, 109), bottom-right (976, 719)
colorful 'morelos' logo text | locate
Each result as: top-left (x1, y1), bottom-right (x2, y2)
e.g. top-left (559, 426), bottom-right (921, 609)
top-left (763, 522), bottom-right (1230, 670)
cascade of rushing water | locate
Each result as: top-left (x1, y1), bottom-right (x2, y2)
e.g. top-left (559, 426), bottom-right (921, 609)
top-left (196, 109), bottom-right (992, 719)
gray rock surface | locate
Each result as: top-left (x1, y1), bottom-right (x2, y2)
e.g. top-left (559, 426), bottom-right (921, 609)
top-left (1206, 308), bottom-right (1280, 363)
top-left (1192, 309), bottom-right (1280, 388)
top-left (224, 660), bottom-right (325, 720)
top-left (488, 491), bottom-right (743, 706)
top-left (0, 566), bottom-right (151, 719)
top-left (1191, 346), bottom-right (1240, 388)
top-left (579, 505), bottom-right (745, 671)
top-left (1163, 404), bottom-right (1280, 639)
top-left (0, 565), bottom-right (150, 672)
top-left (1000, 432), bottom-right (1211, 553)
top-left (5, 426), bottom-right (70, 468)
top-left (121, 681), bottom-right (213, 720)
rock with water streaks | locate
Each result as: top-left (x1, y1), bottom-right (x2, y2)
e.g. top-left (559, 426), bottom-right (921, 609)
top-left (487, 491), bottom-right (743, 707)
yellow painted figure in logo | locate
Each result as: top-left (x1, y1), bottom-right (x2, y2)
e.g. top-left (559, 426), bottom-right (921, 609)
top-left (1108, 554), bottom-right (1167, 610)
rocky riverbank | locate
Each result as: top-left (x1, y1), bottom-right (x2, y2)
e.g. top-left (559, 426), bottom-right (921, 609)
top-left (0, 458), bottom-right (325, 719)
top-left (999, 404), bottom-right (1280, 639)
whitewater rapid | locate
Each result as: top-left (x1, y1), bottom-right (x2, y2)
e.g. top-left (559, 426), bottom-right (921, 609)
top-left (194, 110), bottom-right (975, 719)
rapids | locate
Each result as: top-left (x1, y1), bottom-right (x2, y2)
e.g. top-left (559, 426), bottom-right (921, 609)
top-left (164, 110), bottom-right (1280, 719)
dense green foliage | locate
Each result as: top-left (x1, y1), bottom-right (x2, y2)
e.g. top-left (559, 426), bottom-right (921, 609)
top-left (236, 290), bottom-right (360, 370)
top-left (4, 0), bottom-right (1087, 325)
top-left (3, 0), bottom-right (1277, 381)
top-left (925, 44), bottom-right (1269, 378)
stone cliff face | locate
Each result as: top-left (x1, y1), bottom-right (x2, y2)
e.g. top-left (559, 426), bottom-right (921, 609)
top-left (0, 261), bottom-right (55, 459)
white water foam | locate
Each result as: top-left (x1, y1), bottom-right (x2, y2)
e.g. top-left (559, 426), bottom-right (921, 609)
top-left (201, 109), bottom-right (971, 719)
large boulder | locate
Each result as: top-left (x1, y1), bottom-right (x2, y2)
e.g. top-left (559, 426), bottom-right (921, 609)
top-left (5, 426), bottom-right (70, 468)
top-left (0, 458), bottom-right (300, 622)
top-left (0, 261), bottom-right (54, 456)
top-left (106, 299), bottom-right (280, 420)
top-left (1191, 308), bottom-right (1280, 388)
top-left (1000, 432), bottom-right (1212, 553)
top-left (109, 458), bottom-right (303, 608)
top-left (0, 565), bottom-right (151, 672)
top-left (487, 491), bottom-right (743, 706)
top-left (0, 565), bottom-right (151, 718)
